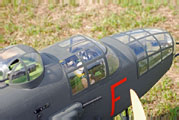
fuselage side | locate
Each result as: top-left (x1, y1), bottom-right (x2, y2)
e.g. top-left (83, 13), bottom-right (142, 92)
top-left (0, 28), bottom-right (175, 120)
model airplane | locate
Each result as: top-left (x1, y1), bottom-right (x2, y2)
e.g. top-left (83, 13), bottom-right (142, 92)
top-left (0, 28), bottom-right (176, 120)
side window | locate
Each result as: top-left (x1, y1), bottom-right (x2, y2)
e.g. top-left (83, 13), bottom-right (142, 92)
top-left (138, 58), bottom-right (148, 76)
top-left (106, 48), bottom-right (119, 75)
top-left (71, 36), bottom-right (86, 44)
top-left (87, 59), bottom-right (106, 85)
top-left (145, 28), bottom-right (163, 34)
top-left (154, 33), bottom-right (173, 60)
top-left (68, 41), bottom-right (93, 53)
top-left (59, 36), bottom-right (86, 48)
top-left (85, 36), bottom-right (106, 52)
top-left (165, 34), bottom-right (173, 46)
top-left (128, 41), bottom-right (146, 60)
top-left (128, 41), bottom-right (148, 76)
top-left (155, 33), bottom-right (173, 49)
top-left (131, 31), bottom-right (149, 39)
top-left (139, 36), bottom-right (160, 55)
top-left (162, 48), bottom-right (172, 60)
top-left (149, 52), bottom-right (161, 69)
top-left (68, 67), bottom-right (88, 95)
top-left (126, 29), bottom-right (143, 34)
top-left (112, 34), bottom-right (134, 44)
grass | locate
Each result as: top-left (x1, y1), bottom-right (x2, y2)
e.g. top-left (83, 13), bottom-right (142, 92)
top-left (0, 2), bottom-right (178, 119)
top-left (92, 5), bottom-right (166, 39)
top-left (142, 76), bottom-right (178, 115)
top-left (0, 3), bottom-right (170, 49)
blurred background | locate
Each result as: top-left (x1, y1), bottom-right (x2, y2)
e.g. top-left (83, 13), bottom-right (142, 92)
top-left (0, 0), bottom-right (178, 119)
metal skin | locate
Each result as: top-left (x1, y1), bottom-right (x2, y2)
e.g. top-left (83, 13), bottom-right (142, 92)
top-left (0, 28), bottom-right (175, 120)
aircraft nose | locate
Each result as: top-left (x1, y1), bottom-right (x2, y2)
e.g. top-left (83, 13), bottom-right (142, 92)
top-left (110, 28), bottom-right (175, 75)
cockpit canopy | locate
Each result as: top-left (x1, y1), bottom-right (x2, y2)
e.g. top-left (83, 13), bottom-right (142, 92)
top-left (57, 35), bottom-right (106, 71)
top-left (0, 45), bottom-right (44, 88)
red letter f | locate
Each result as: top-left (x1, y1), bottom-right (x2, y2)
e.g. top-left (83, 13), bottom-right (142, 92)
top-left (110, 77), bottom-right (127, 117)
